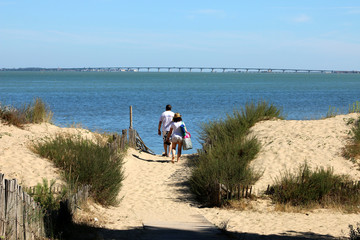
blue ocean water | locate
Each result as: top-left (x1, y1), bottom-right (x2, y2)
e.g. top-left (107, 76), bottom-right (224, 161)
top-left (1, 71), bottom-right (360, 154)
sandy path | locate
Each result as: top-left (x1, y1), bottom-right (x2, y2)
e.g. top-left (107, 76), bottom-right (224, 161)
top-left (92, 149), bottom-right (202, 230)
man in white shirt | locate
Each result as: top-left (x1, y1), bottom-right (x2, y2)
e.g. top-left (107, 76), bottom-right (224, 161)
top-left (158, 104), bottom-right (175, 157)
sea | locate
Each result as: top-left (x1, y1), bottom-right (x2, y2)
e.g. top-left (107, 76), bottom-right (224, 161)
top-left (1, 71), bottom-right (360, 154)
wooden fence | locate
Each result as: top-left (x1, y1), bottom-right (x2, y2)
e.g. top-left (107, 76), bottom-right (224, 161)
top-left (212, 179), bottom-right (360, 206)
top-left (109, 128), bottom-right (155, 155)
top-left (265, 180), bottom-right (360, 195)
top-left (107, 106), bottom-right (155, 154)
top-left (0, 173), bottom-right (45, 239)
top-left (212, 183), bottom-right (253, 206)
top-left (0, 173), bottom-right (89, 240)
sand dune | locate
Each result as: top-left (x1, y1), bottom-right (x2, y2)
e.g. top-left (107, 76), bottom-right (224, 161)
top-left (250, 113), bottom-right (360, 194)
top-left (1, 114), bottom-right (359, 239)
top-left (0, 122), bottom-right (96, 187)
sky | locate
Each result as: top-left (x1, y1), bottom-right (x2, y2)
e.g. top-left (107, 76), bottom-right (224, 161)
top-left (1, 0), bottom-right (360, 70)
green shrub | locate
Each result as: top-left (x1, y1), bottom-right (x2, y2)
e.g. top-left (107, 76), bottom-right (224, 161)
top-left (0, 98), bottom-right (53, 127)
top-left (237, 101), bottom-right (284, 127)
top-left (24, 98), bottom-right (53, 124)
top-left (32, 134), bottom-right (124, 206)
top-left (28, 178), bottom-right (65, 211)
top-left (27, 178), bottom-right (69, 238)
top-left (343, 117), bottom-right (360, 160)
top-left (199, 101), bottom-right (283, 150)
top-left (267, 163), bottom-right (360, 210)
top-left (190, 101), bottom-right (283, 206)
top-left (191, 137), bottom-right (261, 205)
top-left (352, 117), bottom-right (360, 143)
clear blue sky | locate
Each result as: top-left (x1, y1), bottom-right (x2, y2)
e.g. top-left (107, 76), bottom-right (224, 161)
top-left (1, 0), bottom-right (360, 70)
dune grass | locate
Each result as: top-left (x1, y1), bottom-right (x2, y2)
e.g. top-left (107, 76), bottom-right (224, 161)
top-left (267, 163), bottom-right (360, 212)
top-left (32, 134), bottom-right (125, 206)
top-left (349, 101), bottom-right (360, 114)
top-left (343, 116), bottom-right (360, 162)
top-left (0, 98), bottom-right (53, 127)
top-left (190, 101), bottom-right (283, 206)
top-left (324, 101), bottom-right (360, 119)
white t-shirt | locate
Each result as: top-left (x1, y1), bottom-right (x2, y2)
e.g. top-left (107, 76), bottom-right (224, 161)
top-left (159, 111), bottom-right (174, 132)
top-left (170, 121), bottom-right (184, 137)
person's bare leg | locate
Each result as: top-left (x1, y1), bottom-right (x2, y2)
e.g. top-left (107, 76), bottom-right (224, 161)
top-left (177, 141), bottom-right (182, 162)
top-left (163, 143), bottom-right (168, 156)
top-left (167, 142), bottom-right (172, 157)
top-left (171, 143), bottom-right (176, 163)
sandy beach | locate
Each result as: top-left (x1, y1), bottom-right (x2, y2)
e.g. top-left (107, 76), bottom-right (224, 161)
top-left (1, 113), bottom-right (359, 239)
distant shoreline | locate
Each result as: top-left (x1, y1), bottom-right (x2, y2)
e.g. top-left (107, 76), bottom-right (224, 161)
top-left (1, 67), bottom-right (359, 74)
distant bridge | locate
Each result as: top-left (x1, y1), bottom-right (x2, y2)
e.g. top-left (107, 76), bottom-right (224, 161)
top-left (111, 67), bottom-right (358, 74)
top-left (2, 67), bottom-right (359, 74)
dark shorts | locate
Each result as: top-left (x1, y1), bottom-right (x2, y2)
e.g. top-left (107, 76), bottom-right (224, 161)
top-left (162, 131), bottom-right (171, 144)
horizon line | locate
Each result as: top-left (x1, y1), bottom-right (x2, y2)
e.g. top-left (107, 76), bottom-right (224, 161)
top-left (1, 66), bottom-right (360, 73)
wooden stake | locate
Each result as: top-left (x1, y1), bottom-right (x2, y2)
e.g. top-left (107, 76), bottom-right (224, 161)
top-left (130, 106), bottom-right (133, 129)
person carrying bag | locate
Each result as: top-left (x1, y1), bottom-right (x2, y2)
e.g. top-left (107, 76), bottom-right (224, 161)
top-left (180, 121), bottom-right (192, 150)
top-left (182, 131), bottom-right (192, 150)
top-left (166, 113), bottom-right (191, 163)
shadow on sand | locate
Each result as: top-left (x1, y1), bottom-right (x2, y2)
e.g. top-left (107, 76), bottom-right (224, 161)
top-left (132, 154), bottom-right (170, 163)
top-left (64, 153), bottom-right (344, 240)
top-left (66, 223), bottom-right (341, 240)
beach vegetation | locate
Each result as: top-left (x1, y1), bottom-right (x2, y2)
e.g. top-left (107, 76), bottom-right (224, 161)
top-left (190, 101), bottom-right (283, 206)
top-left (266, 163), bottom-right (360, 212)
top-left (323, 101), bottom-right (360, 119)
top-left (28, 178), bottom-right (66, 212)
top-left (343, 116), bottom-right (360, 162)
top-left (349, 101), bottom-right (360, 113)
top-left (0, 98), bottom-right (53, 127)
top-left (26, 179), bottom-right (99, 239)
top-left (27, 179), bottom-right (68, 238)
top-left (32, 134), bottom-right (125, 206)
top-left (325, 106), bottom-right (340, 118)
top-left (346, 118), bottom-right (356, 125)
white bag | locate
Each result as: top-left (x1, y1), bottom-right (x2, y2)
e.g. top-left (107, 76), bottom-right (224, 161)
top-left (183, 132), bottom-right (192, 150)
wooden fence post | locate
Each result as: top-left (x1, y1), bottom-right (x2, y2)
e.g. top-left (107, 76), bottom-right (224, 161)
top-left (7, 179), bottom-right (16, 240)
top-left (211, 182), bottom-right (221, 207)
top-left (128, 129), bottom-right (136, 148)
top-left (0, 174), bottom-right (5, 237)
top-left (16, 184), bottom-right (22, 240)
top-left (121, 129), bottom-right (127, 150)
top-left (23, 192), bottom-right (28, 240)
top-left (128, 106), bottom-right (136, 148)
top-left (129, 106), bottom-right (133, 129)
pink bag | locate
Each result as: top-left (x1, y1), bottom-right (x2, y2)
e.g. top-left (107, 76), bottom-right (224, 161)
top-left (184, 132), bottom-right (191, 138)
